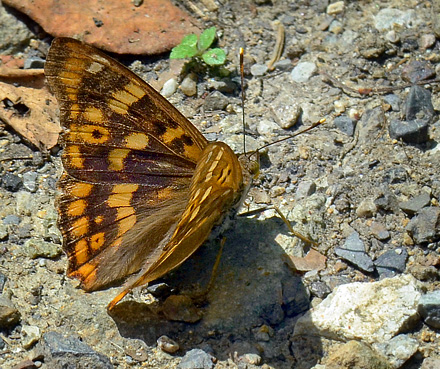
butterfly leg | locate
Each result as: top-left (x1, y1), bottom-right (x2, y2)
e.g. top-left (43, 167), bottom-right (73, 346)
top-left (273, 206), bottom-right (318, 246)
top-left (189, 236), bottom-right (226, 303)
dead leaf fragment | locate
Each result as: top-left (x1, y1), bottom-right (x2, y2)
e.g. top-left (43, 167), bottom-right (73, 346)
top-left (288, 249), bottom-right (327, 272)
top-left (3, 0), bottom-right (200, 55)
top-left (0, 82), bottom-right (60, 150)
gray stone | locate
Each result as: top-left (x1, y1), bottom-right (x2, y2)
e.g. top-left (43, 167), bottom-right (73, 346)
top-left (1, 172), bottom-right (22, 192)
top-left (406, 207), bottom-right (440, 244)
top-left (0, 5), bottom-right (33, 54)
top-left (178, 349), bottom-right (215, 369)
top-left (375, 248), bottom-right (408, 278)
top-left (418, 290), bottom-right (440, 329)
top-left (383, 167), bottom-right (408, 184)
top-left (290, 62), bottom-right (317, 83)
top-left (335, 232), bottom-right (375, 272)
top-left (207, 78), bottom-right (236, 94)
top-left (24, 238), bottom-right (62, 259)
top-left (270, 94), bottom-right (302, 129)
top-left (0, 272), bottom-right (6, 293)
top-left (0, 295), bottom-right (21, 328)
top-left (250, 63), bottom-right (268, 76)
top-left (24, 56), bottom-right (45, 69)
top-left (358, 107), bottom-right (385, 143)
top-left (3, 214), bottom-right (21, 225)
top-left (22, 171), bottom-right (38, 192)
top-left (334, 116), bottom-right (356, 136)
top-left (399, 192), bottom-right (431, 215)
top-left (39, 331), bottom-right (113, 368)
top-left (403, 62), bottom-right (436, 85)
top-left (405, 85), bottom-right (435, 121)
top-left (375, 191), bottom-right (399, 212)
top-left (374, 9), bottom-right (418, 31)
top-left (294, 274), bottom-right (421, 344)
top-left (204, 91), bottom-right (229, 111)
top-left (384, 94), bottom-right (400, 111)
top-left (295, 180), bottom-right (316, 200)
top-left (373, 334), bottom-right (419, 368)
top-left (273, 59), bottom-right (292, 71)
top-left (389, 118), bottom-right (429, 144)
top-left (370, 221), bottom-right (390, 241)
top-left (310, 281), bottom-right (331, 299)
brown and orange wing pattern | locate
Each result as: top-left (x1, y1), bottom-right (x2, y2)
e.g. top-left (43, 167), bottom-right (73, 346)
top-left (108, 141), bottom-right (246, 309)
top-left (45, 38), bottom-right (209, 291)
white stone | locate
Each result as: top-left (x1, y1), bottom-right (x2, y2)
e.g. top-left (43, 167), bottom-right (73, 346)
top-left (161, 78), bottom-right (178, 97)
top-left (294, 274), bottom-right (421, 344)
top-left (290, 62), bottom-right (317, 83)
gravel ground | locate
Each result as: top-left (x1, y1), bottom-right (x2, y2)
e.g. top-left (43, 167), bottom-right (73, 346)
top-left (0, 1), bottom-right (439, 369)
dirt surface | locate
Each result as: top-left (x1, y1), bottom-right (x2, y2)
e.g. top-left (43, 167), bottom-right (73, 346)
top-left (0, 1), bottom-right (439, 368)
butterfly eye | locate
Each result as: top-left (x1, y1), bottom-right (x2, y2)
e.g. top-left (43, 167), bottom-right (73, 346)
top-left (249, 160), bottom-right (260, 178)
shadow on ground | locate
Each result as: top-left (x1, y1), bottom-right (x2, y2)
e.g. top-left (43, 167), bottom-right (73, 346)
top-left (109, 215), bottom-right (322, 368)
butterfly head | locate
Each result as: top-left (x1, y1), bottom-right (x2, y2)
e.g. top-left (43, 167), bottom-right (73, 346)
top-left (239, 152), bottom-right (260, 186)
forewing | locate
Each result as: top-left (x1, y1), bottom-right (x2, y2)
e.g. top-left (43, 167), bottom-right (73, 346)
top-left (45, 37), bottom-right (208, 290)
top-left (108, 142), bottom-right (245, 308)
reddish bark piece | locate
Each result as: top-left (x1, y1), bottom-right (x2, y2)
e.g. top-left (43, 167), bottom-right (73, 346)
top-left (288, 249), bottom-right (327, 272)
top-left (3, 0), bottom-right (199, 55)
top-left (0, 82), bottom-right (61, 150)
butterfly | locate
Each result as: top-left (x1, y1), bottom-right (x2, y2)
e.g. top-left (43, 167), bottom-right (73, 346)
top-left (44, 37), bottom-right (259, 311)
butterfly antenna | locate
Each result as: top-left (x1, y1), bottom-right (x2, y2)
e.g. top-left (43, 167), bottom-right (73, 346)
top-left (240, 47), bottom-right (246, 155)
top-left (257, 118), bottom-right (326, 153)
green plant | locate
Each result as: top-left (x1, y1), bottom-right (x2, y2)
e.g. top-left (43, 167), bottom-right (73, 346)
top-left (170, 27), bottom-right (226, 67)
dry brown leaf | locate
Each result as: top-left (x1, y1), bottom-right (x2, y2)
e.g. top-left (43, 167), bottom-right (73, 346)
top-left (287, 249), bottom-right (327, 272)
top-left (0, 82), bottom-right (61, 150)
top-left (3, 0), bottom-right (200, 55)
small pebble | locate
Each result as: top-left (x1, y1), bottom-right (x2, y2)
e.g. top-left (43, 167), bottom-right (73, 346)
top-left (335, 231), bottom-right (375, 272)
top-left (418, 290), bottom-right (440, 329)
top-left (290, 62), bottom-right (317, 83)
top-left (250, 63), bottom-right (268, 76)
top-left (21, 325), bottom-right (41, 349)
top-left (23, 171), bottom-right (38, 192)
top-left (385, 30), bottom-right (400, 43)
top-left (240, 353), bottom-right (261, 365)
top-left (178, 348), bottom-right (215, 369)
top-left (162, 295), bottom-right (202, 323)
top-left (374, 248), bottom-right (408, 278)
top-left (327, 1), bottom-right (344, 15)
top-left (356, 198), bottom-right (377, 218)
top-left (334, 116), bottom-right (356, 136)
top-left (161, 78), bottom-right (178, 98)
top-left (180, 73), bottom-right (197, 97)
top-left (204, 91), bottom-right (229, 111)
top-left (399, 192), bottom-right (431, 215)
top-left (419, 34), bottom-right (436, 49)
top-left (157, 335), bottom-right (179, 353)
top-left (270, 186), bottom-right (286, 197)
